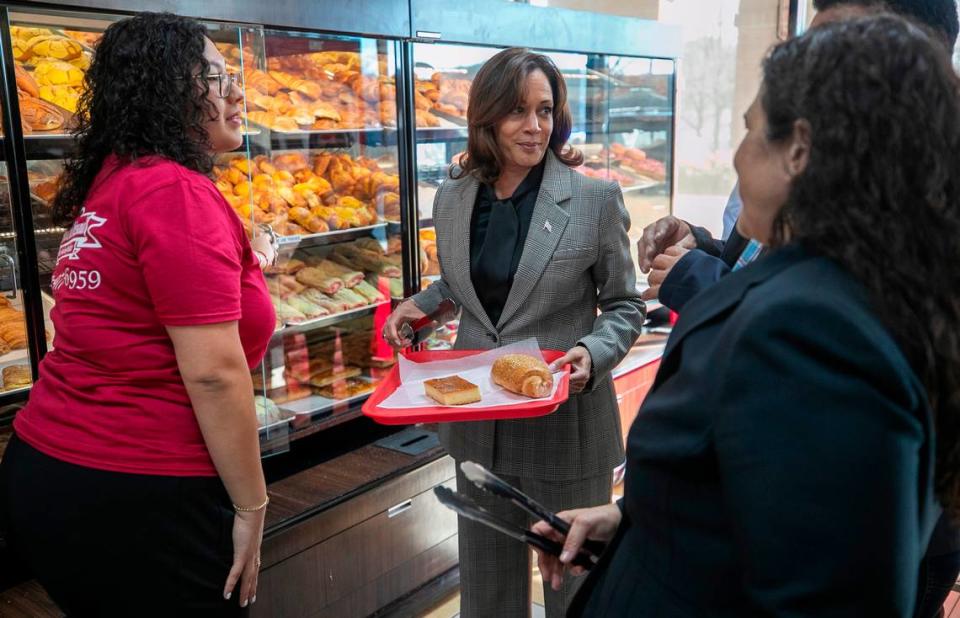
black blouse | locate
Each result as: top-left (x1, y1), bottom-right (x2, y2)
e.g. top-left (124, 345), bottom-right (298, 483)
top-left (470, 162), bottom-right (545, 326)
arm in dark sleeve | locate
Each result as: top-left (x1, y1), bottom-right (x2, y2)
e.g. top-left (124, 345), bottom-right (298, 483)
top-left (658, 249), bottom-right (731, 312)
top-left (714, 298), bottom-right (931, 616)
top-left (688, 224), bottom-right (725, 257)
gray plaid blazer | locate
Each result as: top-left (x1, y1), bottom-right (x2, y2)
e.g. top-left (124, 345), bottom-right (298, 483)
top-left (412, 151), bottom-right (645, 481)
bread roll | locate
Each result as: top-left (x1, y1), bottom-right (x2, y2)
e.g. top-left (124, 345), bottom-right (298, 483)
top-left (491, 354), bottom-right (553, 399)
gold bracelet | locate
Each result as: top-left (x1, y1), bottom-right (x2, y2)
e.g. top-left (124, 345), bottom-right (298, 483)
top-left (233, 495), bottom-right (270, 513)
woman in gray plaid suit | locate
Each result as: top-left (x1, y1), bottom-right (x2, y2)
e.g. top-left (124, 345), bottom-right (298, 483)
top-left (384, 48), bottom-right (644, 617)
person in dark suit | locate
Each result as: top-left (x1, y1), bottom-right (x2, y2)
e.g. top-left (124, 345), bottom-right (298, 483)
top-left (533, 15), bottom-right (960, 616)
top-left (383, 48), bottom-right (644, 617)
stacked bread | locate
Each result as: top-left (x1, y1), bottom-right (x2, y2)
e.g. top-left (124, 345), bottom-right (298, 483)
top-left (415, 73), bottom-right (471, 126)
top-left (267, 238), bottom-right (395, 328)
top-left (0, 298), bottom-right (27, 353)
top-left (11, 27), bottom-right (92, 114)
top-left (606, 144), bottom-right (667, 182)
top-left (2, 364), bottom-right (31, 391)
top-left (213, 151), bottom-right (401, 236)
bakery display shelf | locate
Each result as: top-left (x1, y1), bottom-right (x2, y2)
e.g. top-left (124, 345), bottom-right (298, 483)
top-left (620, 178), bottom-right (667, 194)
top-left (276, 220), bottom-right (388, 249)
top-left (248, 124), bottom-right (399, 150)
top-left (274, 300), bottom-right (390, 335)
top-left (259, 414), bottom-right (295, 434)
top-left (285, 406), bottom-right (365, 443)
top-left (415, 126), bottom-right (469, 144)
top-left (280, 377), bottom-right (377, 416)
top-left (0, 225), bottom-right (63, 241)
top-left (23, 132), bottom-right (260, 160)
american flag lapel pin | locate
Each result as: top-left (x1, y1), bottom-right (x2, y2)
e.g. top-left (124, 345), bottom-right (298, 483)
top-left (544, 220), bottom-right (552, 234)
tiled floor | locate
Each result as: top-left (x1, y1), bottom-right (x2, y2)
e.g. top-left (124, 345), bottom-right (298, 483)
top-left (419, 559), bottom-right (548, 618)
top-left (420, 487), bottom-right (625, 618)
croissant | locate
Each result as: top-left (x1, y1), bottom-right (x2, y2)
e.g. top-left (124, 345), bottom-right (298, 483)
top-left (244, 69), bottom-right (283, 96)
top-left (491, 354), bottom-right (553, 399)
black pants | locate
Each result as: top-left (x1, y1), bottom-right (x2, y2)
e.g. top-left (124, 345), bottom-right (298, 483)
top-left (0, 433), bottom-right (245, 618)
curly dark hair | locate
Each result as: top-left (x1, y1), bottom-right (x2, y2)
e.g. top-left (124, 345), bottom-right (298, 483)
top-left (454, 47), bottom-right (582, 184)
top-left (813, 0), bottom-right (959, 49)
top-left (763, 15), bottom-right (960, 515)
top-left (52, 12), bottom-right (216, 225)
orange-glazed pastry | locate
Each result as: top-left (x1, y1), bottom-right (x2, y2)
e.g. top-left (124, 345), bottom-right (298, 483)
top-left (424, 375), bottom-right (481, 406)
top-left (491, 354), bottom-right (552, 398)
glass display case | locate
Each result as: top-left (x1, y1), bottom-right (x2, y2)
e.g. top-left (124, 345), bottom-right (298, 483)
top-left (0, 0), bottom-right (679, 452)
top-left (411, 42), bottom-right (675, 352)
top-left (0, 8), bottom-right (409, 454)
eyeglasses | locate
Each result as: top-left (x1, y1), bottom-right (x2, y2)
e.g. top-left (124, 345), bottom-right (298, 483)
top-left (205, 72), bottom-right (240, 98)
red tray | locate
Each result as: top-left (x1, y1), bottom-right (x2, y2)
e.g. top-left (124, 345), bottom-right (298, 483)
top-left (362, 349), bottom-right (570, 425)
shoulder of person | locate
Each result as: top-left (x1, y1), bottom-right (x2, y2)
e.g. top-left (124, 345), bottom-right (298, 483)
top-left (120, 158), bottom-right (227, 210)
top-left (563, 167), bottom-right (620, 202)
top-left (736, 254), bottom-right (909, 370)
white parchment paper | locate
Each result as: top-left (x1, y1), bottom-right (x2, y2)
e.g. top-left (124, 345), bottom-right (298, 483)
top-left (378, 338), bottom-right (563, 409)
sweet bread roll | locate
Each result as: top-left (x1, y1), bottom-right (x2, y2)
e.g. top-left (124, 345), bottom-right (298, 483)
top-left (491, 354), bottom-right (553, 399)
top-left (3, 365), bottom-right (31, 389)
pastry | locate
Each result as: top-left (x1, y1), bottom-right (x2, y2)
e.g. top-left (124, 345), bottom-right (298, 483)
top-left (308, 365), bottom-right (361, 388)
top-left (285, 294), bottom-right (329, 319)
top-left (19, 96), bottom-right (64, 132)
top-left (424, 375), bottom-right (481, 406)
top-left (26, 35), bottom-right (84, 61)
top-left (2, 365), bottom-right (31, 389)
top-left (316, 377), bottom-right (375, 400)
top-left (491, 354), bottom-right (553, 398)
top-left (33, 59), bottom-right (85, 87)
top-left (331, 288), bottom-right (367, 309)
top-left (37, 84), bottom-right (80, 113)
top-left (295, 267), bottom-right (343, 295)
top-left (352, 280), bottom-right (387, 304)
top-left (15, 64), bottom-right (39, 97)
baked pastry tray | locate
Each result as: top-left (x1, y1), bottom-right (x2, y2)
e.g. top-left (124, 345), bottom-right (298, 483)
top-left (362, 349), bottom-right (570, 425)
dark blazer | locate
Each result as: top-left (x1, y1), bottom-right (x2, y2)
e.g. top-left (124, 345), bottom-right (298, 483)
top-left (572, 244), bottom-right (940, 617)
top-left (659, 225), bottom-right (749, 312)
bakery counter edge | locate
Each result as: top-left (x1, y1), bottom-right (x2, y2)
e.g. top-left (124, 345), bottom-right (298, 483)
top-left (263, 422), bottom-right (448, 538)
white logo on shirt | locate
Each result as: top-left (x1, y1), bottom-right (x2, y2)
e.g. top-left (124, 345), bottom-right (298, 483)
top-left (57, 211), bottom-right (107, 263)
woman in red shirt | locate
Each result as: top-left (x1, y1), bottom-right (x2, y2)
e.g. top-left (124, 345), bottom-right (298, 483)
top-left (0, 13), bottom-right (275, 616)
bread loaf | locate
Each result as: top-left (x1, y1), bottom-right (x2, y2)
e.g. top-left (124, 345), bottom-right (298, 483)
top-left (491, 354), bottom-right (553, 398)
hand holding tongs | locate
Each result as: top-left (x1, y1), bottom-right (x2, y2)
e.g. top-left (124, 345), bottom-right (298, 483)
top-left (434, 486), bottom-right (597, 570)
top-left (434, 461), bottom-right (608, 570)
top-left (458, 461), bottom-right (608, 558)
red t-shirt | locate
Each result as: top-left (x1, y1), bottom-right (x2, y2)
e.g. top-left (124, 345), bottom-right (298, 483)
top-left (14, 155), bottom-right (275, 476)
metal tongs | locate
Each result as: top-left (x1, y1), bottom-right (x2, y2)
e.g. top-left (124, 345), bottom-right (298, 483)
top-left (434, 486), bottom-right (597, 570)
top-left (434, 461), bottom-right (607, 569)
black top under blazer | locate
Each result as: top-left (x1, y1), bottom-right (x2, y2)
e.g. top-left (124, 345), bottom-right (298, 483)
top-left (571, 244), bottom-right (940, 617)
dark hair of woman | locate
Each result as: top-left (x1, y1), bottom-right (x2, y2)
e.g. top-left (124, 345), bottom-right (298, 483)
top-left (813, 0), bottom-right (959, 50)
top-left (52, 12), bottom-right (215, 226)
top-left (454, 47), bottom-right (583, 183)
top-left (763, 15), bottom-right (960, 515)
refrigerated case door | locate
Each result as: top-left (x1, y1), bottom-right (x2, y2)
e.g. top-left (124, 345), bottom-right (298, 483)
top-left (6, 8), bottom-right (303, 452)
top-left (0, 142), bottom-right (34, 398)
top-left (227, 28), bottom-right (403, 449)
